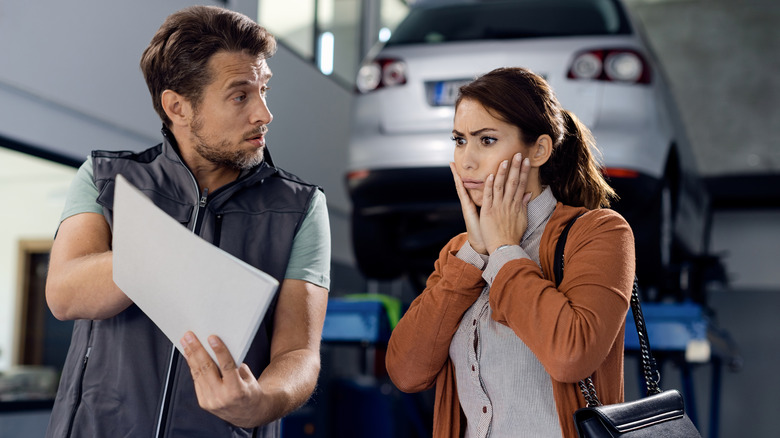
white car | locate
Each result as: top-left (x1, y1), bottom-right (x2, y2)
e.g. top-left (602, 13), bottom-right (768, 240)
top-left (346, 0), bottom-right (711, 299)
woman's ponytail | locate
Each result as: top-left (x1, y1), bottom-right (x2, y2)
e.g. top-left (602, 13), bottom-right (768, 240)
top-left (540, 110), bottom-right (617, 209)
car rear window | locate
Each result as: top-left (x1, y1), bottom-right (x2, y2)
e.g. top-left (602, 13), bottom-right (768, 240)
top-left (385, 0), bottom-right (631, 46)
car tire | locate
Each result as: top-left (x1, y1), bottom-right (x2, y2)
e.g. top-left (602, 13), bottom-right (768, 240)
top-left (637, 167), bottom-right (681, 301)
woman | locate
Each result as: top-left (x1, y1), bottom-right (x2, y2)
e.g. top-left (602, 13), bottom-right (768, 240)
top-left (385, 67), bottom-right (636, 437)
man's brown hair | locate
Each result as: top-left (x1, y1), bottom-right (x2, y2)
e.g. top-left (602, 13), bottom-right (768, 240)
top-left (140, 5), bottom-right (276, 127)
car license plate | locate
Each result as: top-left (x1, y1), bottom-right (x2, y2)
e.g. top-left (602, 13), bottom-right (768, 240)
top-left (429, 79), bottom-right (473, 106)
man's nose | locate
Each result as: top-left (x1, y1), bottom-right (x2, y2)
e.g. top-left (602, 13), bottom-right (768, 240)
top-left (252, 96), bottom-right (273, 125)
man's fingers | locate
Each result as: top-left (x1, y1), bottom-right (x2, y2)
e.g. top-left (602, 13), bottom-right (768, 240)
top-left (181, 331), bottom-right (221, 382)
top-left (238, 364), bottom-right (255, 383)
top-left (207, 335), bottom-right (239, 374)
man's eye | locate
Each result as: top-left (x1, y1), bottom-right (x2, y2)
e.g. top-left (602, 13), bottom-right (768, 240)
top-left (261, 86), bottom-right (271, 97)
top-left (234, 94), bottom-right (247, 102)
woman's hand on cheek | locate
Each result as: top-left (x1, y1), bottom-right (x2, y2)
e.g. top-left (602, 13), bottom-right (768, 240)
top-left (480, 153), bottom-right (532, 254)
top-left (450, 162), bottom-right (487, 254)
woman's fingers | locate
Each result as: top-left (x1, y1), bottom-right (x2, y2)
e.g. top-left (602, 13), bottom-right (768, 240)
top-left (505, 153), bottom-right (522, 202)
top-left (492, 159), bottom-right (509, 203)
top-left (449, 163), bottom-right (469, 203)
top-left (514, 156), bottom-right (531, 204)
top-left (450, 162), bottom-right (477, 215)
top-left (483, 173), bottom-right (494, 209)
top-left (450, 163), bottom-right (486, 253)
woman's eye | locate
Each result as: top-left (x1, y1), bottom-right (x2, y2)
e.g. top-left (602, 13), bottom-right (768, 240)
top-left (481, 136), bottom-right (497, 145)
top-left (451, 136), bottom-right (466, 146)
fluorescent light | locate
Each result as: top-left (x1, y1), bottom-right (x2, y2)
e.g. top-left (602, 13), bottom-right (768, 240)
top-left (379, 27), bottom-right (392, 42)
top-left (318, 31), bottom-right (334, 75)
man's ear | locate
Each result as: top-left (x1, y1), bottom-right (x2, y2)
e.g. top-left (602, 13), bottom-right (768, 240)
top-left (529, 134), bottom-right (553, 167)
top-left (161, 90), bottom-right (192, 128)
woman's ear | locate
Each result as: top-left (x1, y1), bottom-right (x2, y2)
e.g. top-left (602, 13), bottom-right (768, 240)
top-left (529, 134), bottom-right (553, 167)
top-left (161, 90), bottom-right (192, 128)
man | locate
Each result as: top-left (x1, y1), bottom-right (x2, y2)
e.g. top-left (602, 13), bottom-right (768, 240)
top-left (45, 6), bottom-right (330, 438)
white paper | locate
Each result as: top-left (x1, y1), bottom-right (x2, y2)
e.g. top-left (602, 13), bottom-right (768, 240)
top-left (112, 174), bottom-right (278, 365)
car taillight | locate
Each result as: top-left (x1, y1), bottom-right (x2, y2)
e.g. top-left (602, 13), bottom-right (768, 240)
top-left (356, 58), bottom-right (407, 93)
top-left (603, 168), bottom-right (640, 179)
top-left (568, 49), bottom-right (651, 84)
top-left (346, 169), bottom-right (370, 181)
top-left (345, 169), bottom-right (370, 189)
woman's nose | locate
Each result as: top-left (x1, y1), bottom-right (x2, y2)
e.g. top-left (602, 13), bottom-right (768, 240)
top-left (459, 143), bottom-right (478, 170)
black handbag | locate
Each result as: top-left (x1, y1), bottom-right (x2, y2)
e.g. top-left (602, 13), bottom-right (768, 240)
top-left (554, 215), bottom-right (702, 438)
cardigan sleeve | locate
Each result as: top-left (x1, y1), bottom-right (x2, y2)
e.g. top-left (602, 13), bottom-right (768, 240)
top-left (386, 234), bottom-right (485, 393)
top-left (488, 208), bottom-right (635, 383)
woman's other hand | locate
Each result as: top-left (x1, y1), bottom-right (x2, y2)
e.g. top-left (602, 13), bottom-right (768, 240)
top-left (450, 162), bottom-right (487, 254)
top-left (480, 153), bottom-right (532, 254)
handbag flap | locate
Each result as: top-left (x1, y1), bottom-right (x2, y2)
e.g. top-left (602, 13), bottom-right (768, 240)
top-left (576, 390), bottom-right (685, 433)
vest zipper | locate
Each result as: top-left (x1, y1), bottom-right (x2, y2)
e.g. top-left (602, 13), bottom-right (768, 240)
top-left (193, 188), bottom-right (209, 235)
top-left (214, 214), bottom-right (223, 247)
top-left (65, 345), bottom-right (92, 438)
top-left (154, 346), bottom-right (179, 438)
top-left (156, 184), bottom-right (208, 438)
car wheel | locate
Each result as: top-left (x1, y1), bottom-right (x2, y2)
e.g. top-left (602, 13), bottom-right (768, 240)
top-left (637, 168), bottom-right (681, 301)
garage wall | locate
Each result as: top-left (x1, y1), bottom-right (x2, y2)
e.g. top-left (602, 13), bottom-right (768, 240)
top-left (625, 0), bottom-right (780, 176)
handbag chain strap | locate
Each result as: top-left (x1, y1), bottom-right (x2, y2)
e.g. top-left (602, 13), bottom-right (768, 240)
top-left (553, 214), bottom-right (662, 408)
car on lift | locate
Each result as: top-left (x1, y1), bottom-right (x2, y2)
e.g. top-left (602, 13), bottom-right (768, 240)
top-left (346, 0), bottom-right (711, 299)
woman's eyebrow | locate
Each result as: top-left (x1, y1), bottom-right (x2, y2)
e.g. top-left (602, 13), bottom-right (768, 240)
top-left (470, 127), bottom-right (498, 136)
top-left (452, 127), bottom-right (498, 136)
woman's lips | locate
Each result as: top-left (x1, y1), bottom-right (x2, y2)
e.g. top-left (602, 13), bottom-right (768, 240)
top-left (461, 178), bottom-right (483, 190)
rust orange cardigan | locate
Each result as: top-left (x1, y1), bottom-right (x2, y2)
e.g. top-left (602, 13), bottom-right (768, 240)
top-left (386, 203), bottom-right (635, 437)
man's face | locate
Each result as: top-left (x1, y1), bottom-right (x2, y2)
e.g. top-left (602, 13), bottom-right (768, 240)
top-left (188, 51), bottom-right (273, 170)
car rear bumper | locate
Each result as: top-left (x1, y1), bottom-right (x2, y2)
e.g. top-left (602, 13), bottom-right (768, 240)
top-left (346, 164), bottom-right (662, 218)
top-left (346, 166), bottom-right (460, 214)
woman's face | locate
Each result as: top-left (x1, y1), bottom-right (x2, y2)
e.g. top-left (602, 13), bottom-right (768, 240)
top-left (452, 98), bottom-right (530, 206)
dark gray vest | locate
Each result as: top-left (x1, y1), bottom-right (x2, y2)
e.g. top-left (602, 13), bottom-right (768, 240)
top-left (47, 132), bottom-right (319, 438)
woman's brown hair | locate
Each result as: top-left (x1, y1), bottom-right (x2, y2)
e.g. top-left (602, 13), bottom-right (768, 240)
top-left (456, 67), bottom-right (616, 209)
top-left (139, 6), bottom-right (276, 127)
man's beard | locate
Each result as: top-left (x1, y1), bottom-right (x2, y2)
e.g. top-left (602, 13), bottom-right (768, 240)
top-left (190, 116), bottom-right (266, 170)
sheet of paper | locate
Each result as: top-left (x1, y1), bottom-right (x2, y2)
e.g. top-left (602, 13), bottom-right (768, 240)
top-left (112, 174), bottom-right (278, 365)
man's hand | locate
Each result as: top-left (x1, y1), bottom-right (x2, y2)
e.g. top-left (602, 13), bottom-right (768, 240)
top-left (179, 279), bottom-right (327, 428)
top-left (480, 153), bottom-right (532, 254)
top-left (180, 332), bottom-right (264, 428)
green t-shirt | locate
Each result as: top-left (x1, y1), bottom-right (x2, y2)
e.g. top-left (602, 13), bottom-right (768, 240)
top-left (61, 157), bottom-right (331, 289)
